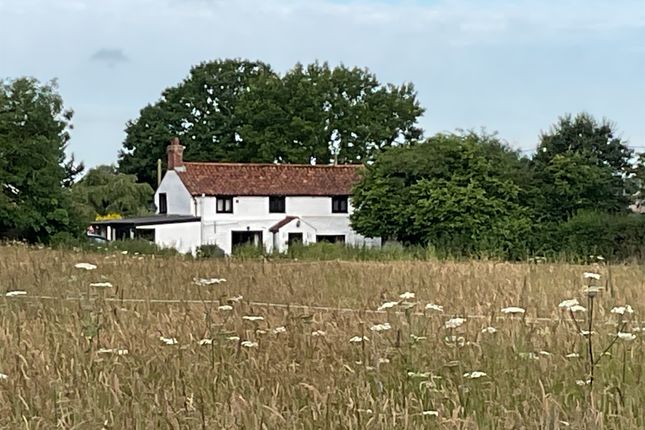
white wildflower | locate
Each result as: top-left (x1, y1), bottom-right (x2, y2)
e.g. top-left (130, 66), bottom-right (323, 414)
top-left (632, 327), bottom-right (643, 333)
top-left (218, 305), bottom-right (233, 311)
top-left (349, 335), bottom-right (369, 343)
top-left (272, 326), bottom-right (287, 334)
top-left (410, 334), bottom-right (427, 342)
top-left (242, 315), bottom-right (264, 322)
top-left (445, 317), bottom-right (466, 329)
top-left (229, 295), bottom-right (243, 302)
top-left (97, 348), bottom-right (128, 355)
top-left (193, 277), bottom-right (226, 286)
top-left (255, 329), bottom-right (267, 335)
top-left (445, 335), bottom-right (465, 346)
top-left (558, 299), bottom-right (579, 310)
top-left (580, 330), bottom-right (595, 337)
top-left (407, 371), bottom-right (431, 378)
top-left (159, 336), bottom-right (178, 345)
top-left (481, 326), bottom-right (497, 334)
top-left (422, 410), bottom-right (439, 417)
top-left (311, 330), bottom-right (326, 337)
top-left (399, 291), bottom-right (415, 300)
top-left (463, 371), bottom-right (487, 379)
top-left (75, 263), bottom-right (97, 270)
top-left (121, 250), bottom-right (128, 255)
top-left (377, 301), bottom-right (399, 311)
top-left (198, 339), bottom-right (213, 346)
top-left (378, 358), bottom-right (390, 364)
top-left (501, 306), bottom-right (525, 315)
top-left (539, 350), bottom-right (551, 356)
top-left (89, 282), bottom-right (113, 288)
top-left (425, 303), bottom-right (443, 312)
top-left (617, 332), bottom-right (636, 341)
top-left (227, 336), bottom-right (240, 342)
top-left (241, 340), bottom-right (258, 348)
top-left (583, 272), bottom-right (601, 280)
top-left (569, 304), bottom-right (587, 313)
top-left (565, 353), bottom-right (580, 358)
top-left (370, 322), bottom-right (392, 332)
top-left (5, 290), bottom-right (27, 297)
top-left (0, 373), bottom-right (8, 381)
top-left (576, 379), bottom-right (591, 386)
top-left (610, 305), bottom-right (634, 316)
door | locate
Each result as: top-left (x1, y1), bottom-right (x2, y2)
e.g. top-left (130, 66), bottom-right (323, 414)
top-left (288, 232), bottom-right (303, 247)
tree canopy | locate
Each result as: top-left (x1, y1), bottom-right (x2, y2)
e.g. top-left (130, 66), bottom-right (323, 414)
top-left (118, 59), bottom-right (424, 187)
top-left (0, 77), bottom-right (85, 242)
top-left (72, 165), bottom-right (154, 218)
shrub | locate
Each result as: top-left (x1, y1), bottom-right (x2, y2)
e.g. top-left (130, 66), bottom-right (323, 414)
top-left (196, 244), bottom-right (226, 259)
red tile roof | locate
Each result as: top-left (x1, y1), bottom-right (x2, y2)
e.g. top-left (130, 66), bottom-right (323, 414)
top-left (176, 162), bottom-right (362, 196)
top-left (269, 216), bottom-right (298, 233)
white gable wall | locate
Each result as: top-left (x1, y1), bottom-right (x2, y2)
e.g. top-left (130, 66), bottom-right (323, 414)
top-left (155, 171), bottom-right (194, 215)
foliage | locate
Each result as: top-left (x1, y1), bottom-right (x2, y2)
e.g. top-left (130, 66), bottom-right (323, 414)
top-left (351, 131), bottom-right (533, 258)
top-left (196, 244), bottom-right (226, 259)
top-left (72, 164), bottom-right (154, 218)
top-left (118, 59), bottom-right (423, 187)
top-left (0, 77), bottom-right (86, 243)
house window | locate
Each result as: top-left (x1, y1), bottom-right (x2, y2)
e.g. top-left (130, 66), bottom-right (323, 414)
top-left (216, 197), bottom-right (233, 213)
top-left (332, 196), bottom-right (348, 213)
top-left (158, 193), bottom-right (167, 214)
top-left (269, 196), bottom-right (286, 213)
top-left (316, 235), bottom-right (345, 244)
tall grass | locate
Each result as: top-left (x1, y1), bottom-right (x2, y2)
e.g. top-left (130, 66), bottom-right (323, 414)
top-left (0, 245), bottom-right (643, 428)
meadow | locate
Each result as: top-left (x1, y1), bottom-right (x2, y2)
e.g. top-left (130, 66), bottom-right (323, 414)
top-left (0, 245), bottom-right (643, 429)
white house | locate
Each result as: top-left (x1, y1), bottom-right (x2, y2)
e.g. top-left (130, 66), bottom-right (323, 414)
top-left (136, 138), bottom-right (380, 255)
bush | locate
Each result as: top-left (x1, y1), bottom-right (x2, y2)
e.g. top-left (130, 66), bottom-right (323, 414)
top-left (196, 244), bottom-right (226, 259)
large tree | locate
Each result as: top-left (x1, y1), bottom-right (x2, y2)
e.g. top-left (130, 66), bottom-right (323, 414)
top-left (530, 113), bottom-right (632, 220)
top-left (72, 165), bottom-right (154, 218)
top-left (119, 59), bottom-right (424, 187)
top-left (0, 77), bottom-right (85, 242)
top-left (350, 132), bottom-right (532, 257)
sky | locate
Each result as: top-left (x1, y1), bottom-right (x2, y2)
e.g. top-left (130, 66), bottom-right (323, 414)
top-left (1, 0), bottom-right (644, 167)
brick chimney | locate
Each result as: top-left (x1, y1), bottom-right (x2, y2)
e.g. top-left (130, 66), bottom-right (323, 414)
top-left (167, 137), bottom-right (185, 171)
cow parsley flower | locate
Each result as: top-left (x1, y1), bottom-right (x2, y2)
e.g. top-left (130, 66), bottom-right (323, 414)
top-left (160, 336), bottom-right (178, 345)
top-left (569, 304), bottom-right (587, 313)
top-left (463, 371), bottom-right (487, 379)
top-left (0, 373), bottom-right (8, 381)
top-left (377, 301), bottom-right (399, 311)
top-left (539, 350), bottom-right (552, 356)
top-left (242, 315), bottom-right (264, 322)
top-left (193, 277), bottom-right (226, 286)
top-left (565, 353), bottom-right (580, 358)
top-left (218, 305), bottom-right (233, 311)
top-left (583, 272), bottom-right (601, 280)
top-left (229, 295), bottom-right (243, 302)
top-left (576, 379), bottom-right (591, 386)
top-left (558, 299), bottom-right (579, 310)
top-left (5, 290), bottom-right (27, 297)
top-left (399, 291), bottom-right (415, 300)
top-left (272, 326), bottom-right (287, 334)
top-left (617, 332), bottom-right (636, 341)
top-left (370, 322), bottom-right (392, 332)
top-left (241, 340), bottom-right (258, 348)
top-left (611, 305), bottom-right (634, 315)
top-left (227, 336), bottom-right (240, 342)
top-left (89, 282), bottom-right (113, 288)
top-left (407, 371), bottom-right (431, 378)
top-left (198, 339), bottom-right (213, 346)
top-left (349, 335), bottom-right (369, 343)
top-left (481, 326), bottom-right (497, 334)
top-left (410, 334), bottom-right (427, 342)
top-left (75, 263), bottom-right (97, 270)
top-left (501, 307), bottom-right (525, 315)
top-left (311, 330), bottom-right (326, 337)
top-left (580, 330), bottom-right (595, 337)
top-left (422, 410), bottom-right (439, 417)
top-left (97, 348), bottom-right (128, 355)
top-left (445, 317), bottom-right (466, 329)
top-left (425, 303), bottom-right (443, 312)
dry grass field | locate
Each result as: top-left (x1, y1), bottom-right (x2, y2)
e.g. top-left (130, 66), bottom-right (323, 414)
top-left (1, 245), bottom-right (644, 429)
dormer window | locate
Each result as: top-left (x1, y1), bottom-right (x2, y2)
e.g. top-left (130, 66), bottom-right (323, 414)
top-left (332, 196), bottom-right (348, 213)
top-left (158, 193), bottom-right (168, 214)
top-left (269, 196), bottom-right (286, 213)
top-left (216, 196), bottom-right (233, 213)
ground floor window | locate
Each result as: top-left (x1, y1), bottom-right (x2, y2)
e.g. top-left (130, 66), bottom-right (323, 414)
top-left (232, 230), bottom-right (263, 248)
top-left (316, 234), bottom-right (345, 244)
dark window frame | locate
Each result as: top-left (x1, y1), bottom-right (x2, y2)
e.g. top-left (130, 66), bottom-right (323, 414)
top-left (216, 196), bottom-right (234, 213)
top-left (269, 196), bottom-right (286, 213)
top-left (331, 196), bottom-right (349, 213)
top-left (158, 193), bottom-right (168, 214)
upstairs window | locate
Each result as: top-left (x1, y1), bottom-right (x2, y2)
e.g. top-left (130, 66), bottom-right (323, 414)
top-left (158, 193), bottom-right (167, 214)
top-left (331, 196), bottom-right (348, 213)
top-left (269, 196), bottom-right (286, 213)
top-left (216, 196), bottom-right (233, 213)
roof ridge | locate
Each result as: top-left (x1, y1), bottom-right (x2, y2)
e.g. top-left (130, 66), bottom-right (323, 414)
top-left (182, 161), bottom-right (362, 168)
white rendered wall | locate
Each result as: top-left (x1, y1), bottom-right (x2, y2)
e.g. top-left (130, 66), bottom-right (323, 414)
top-left (137, 221), bottom-right (202, 255)
top-left (155, 171), bottom-right (194, 215)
